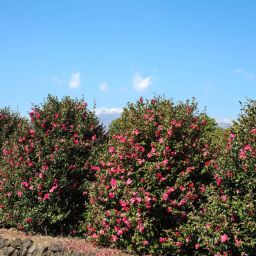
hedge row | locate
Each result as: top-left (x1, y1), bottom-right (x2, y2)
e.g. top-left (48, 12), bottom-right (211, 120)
top-left (0, 95), bottom-right (255, 255)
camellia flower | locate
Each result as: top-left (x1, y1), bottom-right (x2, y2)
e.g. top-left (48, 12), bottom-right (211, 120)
top-left (250, 128), bottom-right (256, 134)
top-left (17, 191), bottom-right (23, 197)
top-left (43, 193), bottom-right (50, 201)
top-left (195, 243), bottom-right (200, 249)
top-left (159, 237), bottom-right (168, 243)
top-left (108, 192), bottom-right (115, 199)
top-left (220, 234), bottom-right (229, 243)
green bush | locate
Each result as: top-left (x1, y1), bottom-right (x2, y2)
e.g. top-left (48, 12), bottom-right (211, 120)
top-left (0, 107), bottom-right (24, 150)
top-left (183, 99), bottom-right (256, 255)
top-left (0, 95), bottom-right (105, 234)
top-left (82, 96), bottom-right (219, 255)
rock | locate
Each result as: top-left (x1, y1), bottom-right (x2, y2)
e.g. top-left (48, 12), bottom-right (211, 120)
top-left (20, 247), bottom-right (28, 256)
top-left (12, 250), bottom-right (20, 256)
top-left (11, 238), bottom-right (22, 249)
top-left (49, 243), bottom-right (62, 253)
top-left (36, 246), bottom-right (48, 255)
top-left (0, 239), bottom-right (5, 249)
top-left (28, 244), bottom-right (37, 255)
top-left (22, 239), bottom-right (33, 249)
top-left (2, 246), bottom-right (15, 256)
top-left (3, 240), bottom-right (11, 247)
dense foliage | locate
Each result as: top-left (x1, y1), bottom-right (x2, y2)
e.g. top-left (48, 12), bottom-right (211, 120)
top-left (82, 96), bottom-right (220, 255)
top-left (0, 95), bottom-right (255, 256)
top-left (0, 95), bottom-right (105, 234)
top-left (182, 100), bottom-right (256, 255)
top-left (0, 107), bottom-right (24, 150)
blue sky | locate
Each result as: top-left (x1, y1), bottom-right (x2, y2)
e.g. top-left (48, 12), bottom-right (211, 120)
top-left (0, 0), bottom-right (255, 122)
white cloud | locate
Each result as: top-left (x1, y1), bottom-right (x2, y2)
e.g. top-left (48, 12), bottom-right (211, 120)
top-left (133, 73), bottom-right (152, 92)
top-left (69, 72), bottom-right (81, 89)
top-left (234, 68), bottom-right (256, 84)
top-left (99, 82), bottom-right (109, 92)
top-left (95, 107), bottom-right (123, 115)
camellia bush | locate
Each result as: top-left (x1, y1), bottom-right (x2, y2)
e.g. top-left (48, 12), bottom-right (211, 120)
top-left (0, 107), bottom-right (24, 150)
top-left (183, 99), bottom-right (256, 255)
top-left (82, 96), bottom-right (220, 255)
top-left (0, 95), bottom-right (105, 234)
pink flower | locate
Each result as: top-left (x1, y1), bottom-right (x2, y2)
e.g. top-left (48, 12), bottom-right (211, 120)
top-left (91, 233), bottom-right (98, 239)
top-left (110, 178), bottom-right (117, 188)
top-left (239, 149), bottom-right (246, 160)
top-left (221, 195), bottom-right (228, 202)
top-left (250, 128), bottom-right (256, 134)
top-left (162, 193), bottom-right (169, 201)
top-left (39, 173), bottom-right (44, 179)
top-left (133, 129), bottom-right (140, 135)
top-left (175, 241), bottom-right (182, 247)
top-left (108, 146), bottom-right (115, 153)
top-left (126, 178), bottom-right (132, 185)
top-left (91, 165), bottom-right (100, 171)
top-left (21, 181), bottom-right (29, 188)
top-left (244, 144), bottom-right (252, 151)
top-left (112, 235), bottom-right (118, 242)
top-left (142, 240), bottom-right (149, 245)
top-left (230, 132), bottom-right (236, 139)
top-left (43, 193), bottom-right (50, 201)
top-left (49, 185), bottom-right (58, 193)
top-left (42, 165), bottom-right (49, 171)
top-left (159, 237), bottom-right (168, 243)
top-left (29, 129), bottom-right (35, 136)
top-left (17, 191), bottom-right (23, 197)
top-left (235, 238), bottom-right (241, 247)
top-left (108, 192), bottom-right (115, 199)
top-left (216, 177), bottom-right (222, 186)
top-left (195, 243), bottom-right (200, 249)
top-left (221, 234), bottom-right (229, 243)
top-left (117, 229), bottom-right (123, 236)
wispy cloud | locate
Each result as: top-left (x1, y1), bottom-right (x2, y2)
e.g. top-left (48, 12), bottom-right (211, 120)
top-left (69, 72), bottom-right (81, 89)
top-left (99, 82), bottom-right (109, 92)
top-left (234, 68), bottom-right (256, 84)
top-left (95, 107), bottom-right (123, 115)
top-left (51, 75), bottom-right (63, 86)
top-left (133, 73), bottom-right (152, 92)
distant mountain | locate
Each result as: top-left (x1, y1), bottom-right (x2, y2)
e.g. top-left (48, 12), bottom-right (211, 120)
top-left (217, 121), bottom-right (232, 129)
top-left (97, 112), bottom-right (121, 129)
top-left (95, 108), bottom-right (122, 129)
top-left (96, 109), bottom-right (233, 130)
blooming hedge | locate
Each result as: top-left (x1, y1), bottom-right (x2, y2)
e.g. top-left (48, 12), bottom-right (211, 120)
top-left (0, 95), bottom-right (255, 255)
top-left (182, 100), bottom-right (256, 255)
top-left (82, 96), bottom-right (220, 255)
top-left (0, 95), bottom-right (105, 234)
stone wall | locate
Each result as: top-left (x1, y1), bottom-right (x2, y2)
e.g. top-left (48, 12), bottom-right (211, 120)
top-left (0, 236), bottom-right (82, 256)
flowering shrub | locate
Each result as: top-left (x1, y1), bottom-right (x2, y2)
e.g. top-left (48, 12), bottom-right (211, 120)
top-left (82, 96), bottom-right (219, 254)
top-left (0, 95), bottom-right (105, 234)
top-left (183, 100), bottom-right (256, 255)
top-left (0, 107), bottom-right (24, 150)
